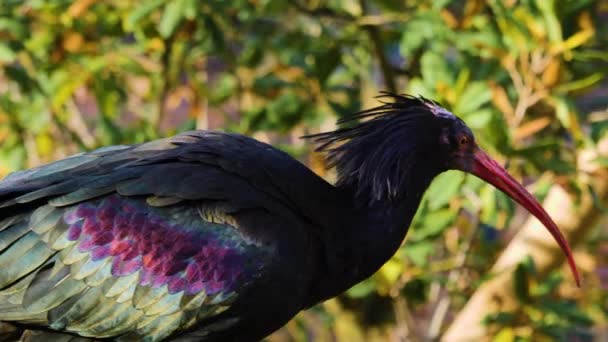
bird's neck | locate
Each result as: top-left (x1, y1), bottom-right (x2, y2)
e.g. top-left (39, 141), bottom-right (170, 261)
top-left (347, 169), bottom-right (437, 279)
top-left (309, 168), bottom-right (440, 304)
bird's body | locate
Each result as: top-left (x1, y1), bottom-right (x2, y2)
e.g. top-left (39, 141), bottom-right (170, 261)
top-left (0, 95), bottom-right (578, 341)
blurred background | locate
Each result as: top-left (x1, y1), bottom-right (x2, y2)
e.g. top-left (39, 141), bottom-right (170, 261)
top-left (0, 0), bottom-right (607, 341)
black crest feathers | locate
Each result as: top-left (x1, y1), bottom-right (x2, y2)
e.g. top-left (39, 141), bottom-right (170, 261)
top-left (305, 93), bottom-right (449, 203)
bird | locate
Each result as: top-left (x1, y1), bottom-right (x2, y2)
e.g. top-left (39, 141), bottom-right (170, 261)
top-left (0, 93), bottom-right (579, 341)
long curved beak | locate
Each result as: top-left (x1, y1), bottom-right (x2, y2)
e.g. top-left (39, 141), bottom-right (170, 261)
top-left (470, 149), bottom-right (581, 286)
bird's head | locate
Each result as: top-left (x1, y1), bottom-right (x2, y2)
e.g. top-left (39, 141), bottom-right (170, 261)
top-left (308, 93), bottom-right (580, 285)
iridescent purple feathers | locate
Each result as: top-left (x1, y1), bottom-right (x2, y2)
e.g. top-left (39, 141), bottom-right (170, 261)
top-left (63, 195), bottom-right (259, 296)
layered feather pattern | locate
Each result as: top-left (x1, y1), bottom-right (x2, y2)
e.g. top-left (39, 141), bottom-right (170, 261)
top-left (0, 196), bottom-right (266, 341)
top-left (62, 195), bottom-right (256, 296)
top-left (0, 131), bottom-right (330, 341)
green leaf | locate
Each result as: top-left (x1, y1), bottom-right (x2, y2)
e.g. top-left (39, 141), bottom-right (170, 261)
top-left (412, 208), bottom-right (458, 241)
top-left (552, 96), bottom-right (571, 129)
top-left (454, 81), bottom-right (491, 115)
top-left (421, 51), bottom-right (453, 89)
top-left (480, 184), bottom-right (498, 225)
top-left (513, 261), bottom-right (530, 303)
top-left (0, 17), bottom-right (28, 39)
top-left (125, 0), bottom-right (166, 31)
top-left (594, 157), bottom-right (608, 167)
top-left (346, 279), bottom-right (377, 298)
top-left (159, 0), bottom-right (187, 38)
top-left (399, 12), bottom-right (452, 57)
top-left (483, 312), bottom-right (517, 326)
top-left (0, 42), bottom-right (17, 62)
top-left (555, 72), bottom-right (604, 93)
top-left (425, 170), bottom-right (464, 210)
top-left (182, 0), bottom-right (197, 19)
top-left (209, 73), bottom-right (237, 104)
top-left (407, 78), bottom-right (434, 99)
top-left (314, 45), bottom-right (341, 86)
top-left (463, 109), bottom-right (493, 130)
top-left (534, 0), bottom-right (562, 43)
top-left (253, 74), bottom-right (290, 96)
top-left (589, 183), bottom-right (608, 214)
top-left (51, 71), bottom-right (90, 110)
top-left (403, 241), bottom-right (435, 266)
top-left (431, 0), bottom-right (452, 10)
top-left (203, 15), bottom-right (226, 52)
top-left (532, 272), bottom-right (562, 297)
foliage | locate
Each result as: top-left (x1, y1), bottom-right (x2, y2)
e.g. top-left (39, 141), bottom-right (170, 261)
top-left (484, 257), bottom-right (593, 341)
top-left (0, 0), bottom-right (607, 340)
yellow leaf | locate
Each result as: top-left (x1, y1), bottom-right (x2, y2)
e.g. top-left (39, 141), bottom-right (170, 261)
top-left (513, 117), bottom-right (552, 141)
top-left (551, 29), bottom-right (594, 55)
top-left (377, 257), bottom-right (403, 294)
top-left (63, 32), bottom-right (84, 53)
top-left (489, 82), bottom-right (514, 120)
top-left (67, 0), bottom-right (96, 18)
top-left (578, 11), bottom-right (593, 31)
top-left (493, 328), bottom-right (515, 342)
top-left (36, 133), bottom-right (54, 157)
top-left (0, 165), bottom-right (10, 178)
top-left (440, 9), bottom-right (458, 29)
top-left (541, 58), bottom-right (560, 87)
top-left (147, 38), bottom-right (165, 52)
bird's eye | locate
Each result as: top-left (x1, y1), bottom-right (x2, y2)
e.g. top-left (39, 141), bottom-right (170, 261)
top-left (459, 136), bottom-right (468, 146)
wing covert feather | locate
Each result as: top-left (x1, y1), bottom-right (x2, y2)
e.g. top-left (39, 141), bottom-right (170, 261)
top-left (0, 195), bottom-right (271, 341)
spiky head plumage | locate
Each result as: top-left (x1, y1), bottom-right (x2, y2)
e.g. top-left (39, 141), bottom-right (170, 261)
top-left (306, 93), bottom-right (460, 203)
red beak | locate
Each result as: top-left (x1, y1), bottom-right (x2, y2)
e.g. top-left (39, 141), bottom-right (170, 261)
top-left (470, 149), bottom-right (581, 286)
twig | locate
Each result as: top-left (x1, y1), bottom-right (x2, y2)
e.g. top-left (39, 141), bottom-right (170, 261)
top-left (393, 295), bottom-right (421, 342)
top-left (23, 133), bottom-right (41, 167)
top-left (65, 97), bottom-right (96, 148)
top-left (157, 33), bottom-right (176, 131)
top-left (195, 60), bottom-right (209, 130)
top-left (426, 209), bottom-right (480, 341)
top-left (359, 0), bottom-right (397, 93)
top-left (357, 13), bottom-right (410, 26)
top-left (503, 52), bottom-right (551, 129)
top-left (49, 108), bottom-right (88, 150)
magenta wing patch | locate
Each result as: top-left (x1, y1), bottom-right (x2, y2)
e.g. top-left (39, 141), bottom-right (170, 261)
top-left (63, 195), bottom-right (262, 296)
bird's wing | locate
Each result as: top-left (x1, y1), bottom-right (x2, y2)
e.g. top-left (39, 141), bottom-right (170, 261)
top-left (0, 131), bottom-right (331, 214)
top-left (0, 131), bottom-right (322, 341)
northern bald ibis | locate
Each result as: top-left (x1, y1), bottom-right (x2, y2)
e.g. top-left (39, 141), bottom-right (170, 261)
top-left (0, 94), bottom-right (578, 341)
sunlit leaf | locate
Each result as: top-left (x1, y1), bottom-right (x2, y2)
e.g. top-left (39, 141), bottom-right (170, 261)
top-left (411, 209), bottom-right (457, 241)
top-left (421, 50), bottom-right (453, 90)
top-left (346, 279), bottom-right (377, 298)
top-left (425, 170), bottom-right (464, 210)
top-left (492, 328), bottom-right (515, 342)
top-left (125, 0), bottom-right (166, 31)
top-left (159, 0), bottom-right (187, 38)
top-left (0, 43), bottom-right (17, 62)
top-left (454, 81), bottom-right (491, 115)
top-left (403, 240), bottom-right (435, 266)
